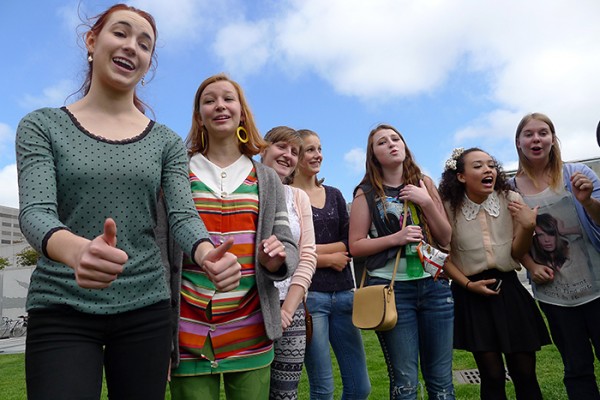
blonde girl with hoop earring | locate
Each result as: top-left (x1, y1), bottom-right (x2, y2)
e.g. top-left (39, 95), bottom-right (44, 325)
top-left (169, 74), bottom-right (299, 400)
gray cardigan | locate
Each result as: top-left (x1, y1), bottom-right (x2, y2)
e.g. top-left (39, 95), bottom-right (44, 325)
top-left (156, 161), bottom-right (299, 368)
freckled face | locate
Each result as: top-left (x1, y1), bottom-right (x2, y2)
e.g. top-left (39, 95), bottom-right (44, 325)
top-left (198, 81), bottom-right (242, 138)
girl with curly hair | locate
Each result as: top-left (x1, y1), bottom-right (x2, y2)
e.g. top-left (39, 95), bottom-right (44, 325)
top-left (439, 147), bottom-right (550, 400)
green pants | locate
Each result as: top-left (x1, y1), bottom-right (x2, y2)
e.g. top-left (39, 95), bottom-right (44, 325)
top-left (170, 366), bottom-right (271, 400)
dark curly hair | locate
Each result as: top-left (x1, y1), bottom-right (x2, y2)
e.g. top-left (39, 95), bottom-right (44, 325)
top-left (438, 147), bottom-right (511, 218)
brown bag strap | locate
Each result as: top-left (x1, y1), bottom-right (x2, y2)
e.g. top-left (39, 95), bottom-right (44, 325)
top-left (358, 199), bottom-right (408, 289)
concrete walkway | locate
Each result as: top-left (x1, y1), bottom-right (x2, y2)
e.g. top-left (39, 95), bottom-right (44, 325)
top-left (0, 336), bottom-right (26, 354)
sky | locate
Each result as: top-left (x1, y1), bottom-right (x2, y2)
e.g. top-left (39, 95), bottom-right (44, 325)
top-left (1, 0), bottom-right (600, 209)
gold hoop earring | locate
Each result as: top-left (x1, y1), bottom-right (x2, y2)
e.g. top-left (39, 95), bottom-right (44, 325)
top-left (201, 130), bottom-right (206, 149)
top-left (236, 126), bottom-right (249, 143)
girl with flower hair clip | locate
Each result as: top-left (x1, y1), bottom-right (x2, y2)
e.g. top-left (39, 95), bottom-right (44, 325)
top-left (439, 147), bottom-right (550, 400)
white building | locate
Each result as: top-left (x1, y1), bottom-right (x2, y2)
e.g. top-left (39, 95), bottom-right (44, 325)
top-left (0, 205), bottom-right (24, 245)
top-left (0, 205), bottom-right (31, 318)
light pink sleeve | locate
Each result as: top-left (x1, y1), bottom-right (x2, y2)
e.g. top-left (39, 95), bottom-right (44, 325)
top-left (289, 187), bottom-right (317, 292)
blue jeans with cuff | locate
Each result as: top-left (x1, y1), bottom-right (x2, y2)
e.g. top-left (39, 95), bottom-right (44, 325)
top-left (303, 289), bottom-right (371, 400)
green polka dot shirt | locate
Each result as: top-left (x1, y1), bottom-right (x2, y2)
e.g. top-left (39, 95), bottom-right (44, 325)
top-left (16, 107), bottom-right (208, 314)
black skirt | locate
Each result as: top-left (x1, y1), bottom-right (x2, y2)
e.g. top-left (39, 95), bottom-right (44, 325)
top-left (452, 269), bottom-right (551, 353)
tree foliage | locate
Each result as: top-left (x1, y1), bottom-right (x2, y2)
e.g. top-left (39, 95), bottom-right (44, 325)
top-left (16, 247), bottom-right (39, 267)
top-left (0, 256), bottom-right (10, 270)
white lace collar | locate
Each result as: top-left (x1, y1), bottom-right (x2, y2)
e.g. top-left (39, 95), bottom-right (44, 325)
top-left (461, 191), bottom-right (500, 221)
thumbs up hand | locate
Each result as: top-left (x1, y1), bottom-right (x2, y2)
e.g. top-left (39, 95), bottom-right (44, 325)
top-left (102, 217), bottom-right (118, 247)
top-left (195, 238), bottom-right (241, 292)
top-left (74, 218), bottom-right (129, 289)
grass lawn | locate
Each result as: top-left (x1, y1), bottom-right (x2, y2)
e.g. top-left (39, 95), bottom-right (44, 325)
top-left (3, 331), bottom-right (599, 399)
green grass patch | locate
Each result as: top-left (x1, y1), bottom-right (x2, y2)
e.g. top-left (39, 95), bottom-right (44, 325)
top-left (2, 331), bottom-right (598, 399)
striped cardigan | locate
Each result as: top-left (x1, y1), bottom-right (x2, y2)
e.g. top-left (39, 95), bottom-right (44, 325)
top-left (156, 160), bottom-right (299, 368)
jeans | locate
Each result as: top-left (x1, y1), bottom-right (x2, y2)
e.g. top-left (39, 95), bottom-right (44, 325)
top-left (539, 297), bottom-right (600, 400)
top-left (304, 290), bottom-right (371, 400)
top-left (26, 300), bottom-right (172, 400)
top-left (370, 277), bottom-right (455, 400)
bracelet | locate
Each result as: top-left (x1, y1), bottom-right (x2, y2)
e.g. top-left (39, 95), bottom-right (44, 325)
top-left (465, 281), bottom-right (472, 290)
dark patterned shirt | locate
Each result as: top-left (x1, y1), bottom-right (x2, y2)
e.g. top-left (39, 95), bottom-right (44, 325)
top-left (16, 107), bottom-right (207, 314)
top-left (309, 185), bottom-right (354, 292)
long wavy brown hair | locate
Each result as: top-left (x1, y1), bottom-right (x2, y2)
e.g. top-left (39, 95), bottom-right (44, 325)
top-left (186, 73), bottom-right (266, 157)
top-left (355, 124), bottom-right (436, 243)
top-left (515, 112), bottom-right (563, 190)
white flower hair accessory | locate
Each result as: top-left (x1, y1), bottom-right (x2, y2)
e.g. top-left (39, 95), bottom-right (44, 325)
top-left (444, 147), bottom-right (465, 171)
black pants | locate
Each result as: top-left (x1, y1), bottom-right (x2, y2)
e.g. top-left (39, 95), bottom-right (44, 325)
top-left (26, 300), bottom-right (172, 400)
top-left (540, 298), bottom-right (600, 400)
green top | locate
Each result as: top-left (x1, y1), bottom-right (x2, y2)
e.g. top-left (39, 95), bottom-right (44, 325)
top-left (16, 107), bottom-right (208, 314)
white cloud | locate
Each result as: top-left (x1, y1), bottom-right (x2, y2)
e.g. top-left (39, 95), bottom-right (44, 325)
top-left (19, 80), bottom-right (76, 110)
top-left (130, 0), bottom-right (205, 44)
top-left (129, 0), bottom-right (243, 48)
top-left (213, 21), bottom-right (272, 77)
top-left (57, 0), bottom-right (240, 50)
top-left (57, 5), bottom-right (81, 33)
top-left (503, 160), bottom-right (519, 173)
top-left (206, 0), bottom-right (600, 165)
top-left (455, 110), bottom-right (520, 143)
top-left (0, 122), bottom-right (11, 142)
top-left (344, 147), bottom-right (366, 173)
top-left (274, 0), bottom-right (469, 98)
top-left (214, 0), bottom-right (470, 96)
top-left (0, 164), bottom-right (18, 208)
top-left (0, 123), bottom-right (14, 160)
